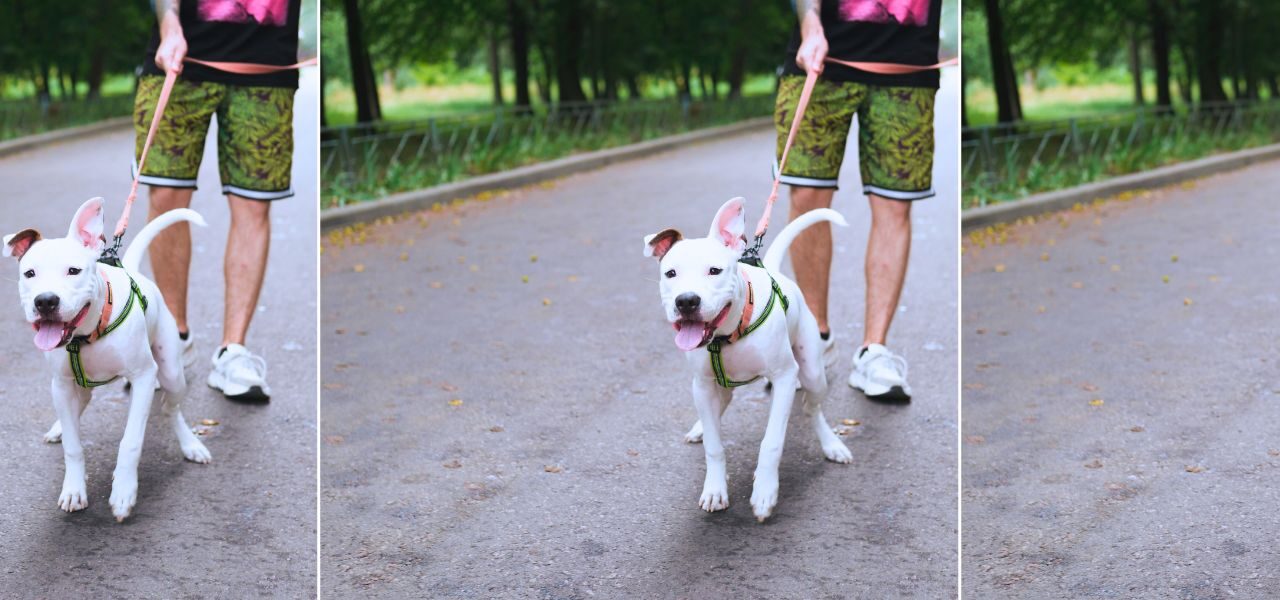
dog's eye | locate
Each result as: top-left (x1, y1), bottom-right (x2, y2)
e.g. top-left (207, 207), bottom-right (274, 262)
top-left (709, 267), bottom-right (723, 275)
top-left (23, 269), bottom-right (34, 279)
top-left (664, 269), bottom-right (676, 278)
top-left (67, 267), bottom-right (82, 276)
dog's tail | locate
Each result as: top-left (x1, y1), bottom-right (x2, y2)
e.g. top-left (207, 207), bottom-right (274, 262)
top-left (762, 208), bottom-right (848, 273)
top-left (122, 209), bottom-right (207, 273)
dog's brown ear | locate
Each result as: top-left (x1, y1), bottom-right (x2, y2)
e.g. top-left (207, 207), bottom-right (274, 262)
top-left (2, 229), bottom-right (42, 261)
top-left (643, 229), bottom-right (683, 261)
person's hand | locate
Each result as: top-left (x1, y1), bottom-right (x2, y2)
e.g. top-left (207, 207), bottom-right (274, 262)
top-left (155, 13), bottom-right (187, 74)
top-left (795, 18), bottom-right (827, 75)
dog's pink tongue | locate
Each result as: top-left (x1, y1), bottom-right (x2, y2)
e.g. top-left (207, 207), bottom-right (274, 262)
top-left (674, 322), bottom-right (706, 351)
top-left (33, 322), bottom-right (64, 351)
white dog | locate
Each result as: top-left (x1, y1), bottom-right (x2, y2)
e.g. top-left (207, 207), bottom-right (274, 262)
top-left (4, 197), bottom-right (211, 521)
top-left (644, 197), bottom-right (853, 522)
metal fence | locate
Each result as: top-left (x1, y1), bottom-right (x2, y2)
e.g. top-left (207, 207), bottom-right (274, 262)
top-left (320, 95), bottom-right (775, 204)
top-left (961, 100), bottom-right (1280, 207)
top-left (0, 95), bottom-right (134, 141)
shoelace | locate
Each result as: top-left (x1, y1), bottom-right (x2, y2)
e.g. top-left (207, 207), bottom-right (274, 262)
top-left (865, 350), bottom-right (908, 382)
top-left (224, 350), bottom-right (268, 382)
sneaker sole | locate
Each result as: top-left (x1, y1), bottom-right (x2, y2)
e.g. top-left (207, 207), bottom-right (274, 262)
top-left (861, 385), bottom-right (911, 403)
top-left (211, 382), bottom-right (271, 403)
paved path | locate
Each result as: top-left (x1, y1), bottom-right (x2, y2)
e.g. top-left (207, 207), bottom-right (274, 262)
top-left (0, 71), bottom-right (318, 597)
top-left (320, 72), bottom-right (959, 598)
top-left (962, 164), bottom-right (1280, 597)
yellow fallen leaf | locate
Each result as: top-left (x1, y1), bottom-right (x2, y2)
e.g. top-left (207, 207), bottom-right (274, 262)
top-left (542, 298), bottom-right (552, 306)
top-left (1040, 253), bottom-right (1049, 261)
top-left (567, 275), bottom-right (579, 282)
top-left (399, 252), bottom-right (409, 262)
top-left (469, 265), bottom-right (479, 272)
top-left (521, 275), bottom-right (529, 283)
top-left (530, 255), bottom-right (539, 263)
top-left (200, 419), bottom-right (220, 426)
top-left (353, 264), bottom-right (365, 273)
top-left (544, 464), bottom-right (563, 473)
top-left (841, 419), bottom-right (861, 426)
top-left (1071, 282), bottom-right (1084, 289)
top-left (1184, 298), bottom-right (1193, 306)
top-left (429, 281), bottom-right (443, 289)
top-left (448, 399), bottom-right (463, 407)
top-left (1162, 275), bottom-right (1170, 283)
top-left (994, 264), bottom-right (1006, 273)
top-left (1110, 265), bottom-right (1120, 272)
top-left (1185, 465), bottom-right (1204, 473)
top-left (1089, 398), bottom-right (1104, 406)
top-left (1171, 255), bottom-right (1179, 262)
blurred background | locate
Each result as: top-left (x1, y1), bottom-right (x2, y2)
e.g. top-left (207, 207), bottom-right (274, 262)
top-left (963, 1), bottom-right (1280, 207)
top-left (320, 0), bottom-right (958, 207)
top-left (0, 0), bottom-right (319, 142)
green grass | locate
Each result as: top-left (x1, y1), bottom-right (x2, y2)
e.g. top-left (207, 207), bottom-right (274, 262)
top-left (321, 94), bottom-right (775, 207)
top-left (962, 105), bottom-right (1280, 208)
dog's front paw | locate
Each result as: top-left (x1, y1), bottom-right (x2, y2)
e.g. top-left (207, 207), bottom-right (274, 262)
top-left (43, 421), bottom-right (62, 444)
top-left (750, 477), bottom-right (779, 522)
top-left (683, 420), bottom-right (704, 444)
top-left (699, 482), bottom-right (730, 512)
top-left (181, 439), bottom-right (212, 464)
top-left (57, 482), bottom-right (88, 513)
top-left (823, 440), bottom-right (853, 464)
top-left (109, 478), bottom-right (138, 522)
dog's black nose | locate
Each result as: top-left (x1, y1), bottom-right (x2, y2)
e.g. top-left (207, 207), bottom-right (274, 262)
top-left (34, 293), bottom-right (60, 315)
top-left (675, 293), bottom-right (701, 314)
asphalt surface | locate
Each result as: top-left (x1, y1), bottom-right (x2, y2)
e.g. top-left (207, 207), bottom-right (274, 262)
top-left (962, 164), bottom-right (1280, 597)
top-left (320, 71), bottom-right (960, 598)
top-left (0, 70), bottom-right (318, 597)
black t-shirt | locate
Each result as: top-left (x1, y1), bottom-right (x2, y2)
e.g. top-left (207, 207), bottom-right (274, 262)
top-left (782, 0), bottom-right (942, 88)
top-left (143, 0), bottom-right (301, 88)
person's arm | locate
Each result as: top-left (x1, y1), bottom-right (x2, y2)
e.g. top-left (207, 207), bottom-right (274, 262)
top-left (154, 0), bottom-right (187, 73)
top-left (794, 0), bottom-right (827, 74)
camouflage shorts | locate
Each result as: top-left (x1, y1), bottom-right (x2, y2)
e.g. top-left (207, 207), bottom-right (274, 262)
top-left (133, 75), bottom-right (295, 200)
top-left (774, 75), bottom-right (936, 200)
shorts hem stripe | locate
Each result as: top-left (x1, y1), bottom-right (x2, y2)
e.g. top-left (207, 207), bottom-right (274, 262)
top-left (863, 185), bottom-right (934, 200)
top-left (223, 185), bottom-right (294, 201)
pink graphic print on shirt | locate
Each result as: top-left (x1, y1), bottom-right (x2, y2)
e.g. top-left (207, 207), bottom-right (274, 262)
top-left (838, 0), bottom-right (929, 26)
top-left (198, 0), bottom-right (288, 26)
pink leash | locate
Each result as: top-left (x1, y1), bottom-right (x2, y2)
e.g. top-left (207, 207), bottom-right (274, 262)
top-left (117, 56), bottom-right (318, 240)
top-left (752, 56), bottom-right (958, 242)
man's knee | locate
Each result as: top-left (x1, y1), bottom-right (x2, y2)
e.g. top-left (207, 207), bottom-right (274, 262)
top-left (869, 194), bottom-right (912, 226)
top-left (149, 186), bottom-right (193, 213)
top-left (790, 186), bottom-right (835, 213)
top-left (228, 194), bottom-right (271, 224)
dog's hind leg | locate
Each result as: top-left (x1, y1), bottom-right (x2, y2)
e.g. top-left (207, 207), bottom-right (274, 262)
top-left (692, 379), bottom-right (732, 512)
top-left (684, 392), bottom-right (733, 443)
top-left (154, 315), bottom-right (211, 465)
top-left (794, 315), bottom-right (852, 464)
top-left (51, 379), bottom-right (91, 512)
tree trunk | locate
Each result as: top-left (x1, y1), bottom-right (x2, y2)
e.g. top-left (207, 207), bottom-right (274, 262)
top-left (507, 0), bottom-right (532, 109)
top-left (1128, 33), bottom-right (1144, 105)
top-left (984, 0), bottom-right (1022, 123)
top-left (487, 28), bottom-right (504, 106)
top-left (1148, 0), bottom-right (1172, 110)
top-left (626, 76), bottom-right (642, 100)
top-left (1194, 0), bottom-right (1227, 103)
top-left (343, 0), bottom-right (382, 123)
top-left (553, 0), bottom-right (588, 104)
top-left (87, 52), bottom-right (105, 100)
top-left (727, 0), bottom-right (752, 100)
top-left (1176, 40), bottom-right (1196, 103)
top-left (534, 42), bottom-right (554, 104)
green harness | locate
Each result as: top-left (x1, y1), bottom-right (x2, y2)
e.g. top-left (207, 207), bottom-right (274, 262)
top-left (706, 275), bottom-right (789, 388)
top-left (65, 276), bottom-right (148, 388)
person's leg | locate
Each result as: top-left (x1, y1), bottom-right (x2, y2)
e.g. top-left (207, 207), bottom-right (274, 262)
top-left (773, 76), bottom-right (858, 336)
top-left (856, 85), bottom-right (936, 348)
top-left (216, 84), bottom-right (294, 350)
top-left (222, 195), bottom-right (270, 347)
top-left (862, 194), bottom-right (911, 346)
top-left (788, 187), bottom-right (835, 333)
top-left (132, 75), bottom-right (216, 334)
top-left (148, 188), bottom-right (194, 332)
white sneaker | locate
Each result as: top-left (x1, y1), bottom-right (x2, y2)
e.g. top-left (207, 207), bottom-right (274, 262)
top-left (181, 333), bottom-right (196, 370)
top-left (822, 334), bottom-right (838, 370)
top-left (207, 344), bottom-right (271, 402)
top-left (849, 343), bottom-right (911, 401)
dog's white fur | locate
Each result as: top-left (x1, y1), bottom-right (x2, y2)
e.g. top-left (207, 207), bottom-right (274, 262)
top-left (4, 198), bottom-right (211, 521)
top-left (645, 197), bottom-right (852, 522)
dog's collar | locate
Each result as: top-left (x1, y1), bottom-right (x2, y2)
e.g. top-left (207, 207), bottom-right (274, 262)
top-left (706, 268), bottom-right (790, 388)
top-left (65, 270), bottom-right (150, 388)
